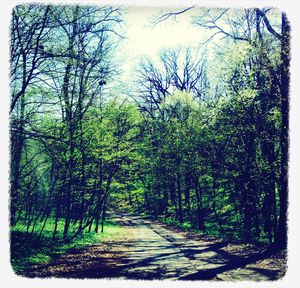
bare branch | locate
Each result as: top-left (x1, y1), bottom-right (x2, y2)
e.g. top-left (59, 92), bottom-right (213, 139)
top-left (153, 6), bottom-right (195, 25)
top-left (256, 9), bottom-right (281, 40)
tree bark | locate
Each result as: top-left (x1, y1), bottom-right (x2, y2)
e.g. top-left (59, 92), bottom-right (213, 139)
top-left (275, 13), bottom-right (290, 249)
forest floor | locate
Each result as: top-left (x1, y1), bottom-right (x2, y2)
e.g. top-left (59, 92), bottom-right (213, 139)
top-left (21, 214), bottom-right (286, 281)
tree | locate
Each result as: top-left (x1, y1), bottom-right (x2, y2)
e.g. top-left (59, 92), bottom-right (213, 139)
top-left (10, 4), bottom-right (51, 225)
top-left (136, 48), bottom-right (208, 118)
top-left (133, 7), bottom-right (288, 245)
top-left (10, 4), bottom-right (124, 239)
top-left (193, 6), bottom-right (289, 247)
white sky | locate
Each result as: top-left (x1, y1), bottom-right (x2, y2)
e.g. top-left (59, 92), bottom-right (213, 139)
top-left (123, 7), bottom-right (202, 56)
top-left (117, 6), bottom-right (207, 81)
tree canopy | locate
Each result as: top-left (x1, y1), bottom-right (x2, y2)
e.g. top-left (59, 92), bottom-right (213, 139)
top-left (10, 5), bottom-right (289, 250)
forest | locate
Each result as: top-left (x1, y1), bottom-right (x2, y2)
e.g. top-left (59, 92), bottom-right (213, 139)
top-left (9, 4), bottom-right (289, 276)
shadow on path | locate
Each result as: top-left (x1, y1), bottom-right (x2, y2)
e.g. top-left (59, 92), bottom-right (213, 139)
top-left (22, 215), bottom-right (285, 281)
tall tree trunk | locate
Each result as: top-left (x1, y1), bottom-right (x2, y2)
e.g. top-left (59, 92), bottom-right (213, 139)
top-left (176, 172), bottom-right (183, 224)
top-left (101, 201), bottom-right (107, 233)
top-left (184, 172), bottom-right (191, 211)
top-left (275, 13), bottom-right (290, 249)
top-left (193, 174), bottom-right (205, 231)
top-left (78, 111), bottom-right (86, 233)
top-left (10, 93), bottom-right (25, 226)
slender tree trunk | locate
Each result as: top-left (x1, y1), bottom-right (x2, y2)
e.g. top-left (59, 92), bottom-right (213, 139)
top-left (184, 172), bottom-right (191, 212)
top-left (211, 173), bottom-right (224, 234)
top-left (95, 161), bottom-right (104, 233)
top-left (78, 117), bottom-right (86, 233)
top-left (101, 202), bottom-right (106, 233)
top-left (62, 6), bottom-right (79, 240)
top-left (194, 175), bottom-right (205, 231)
top-left (63, 124), bottom-right (75, 239)
top-left (176, 172), bottom-right (183, 224)
top-left (10, 93), bottom-right (26, 226)
top-left (275, 13), bottom-right (290, 249)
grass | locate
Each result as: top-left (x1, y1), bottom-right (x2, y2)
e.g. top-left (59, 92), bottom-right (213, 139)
top-left (158, 216), bottom-right (203, 234)
top-left (157, 215), bottom-right (272, 245)
top-left (158, 215), bottom-right (239, 238)
top-left (10, 218), bottom-right (123, 274)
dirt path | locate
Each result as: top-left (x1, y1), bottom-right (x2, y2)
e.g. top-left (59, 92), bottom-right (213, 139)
top-left (24, 214), bottom-right (285, 280)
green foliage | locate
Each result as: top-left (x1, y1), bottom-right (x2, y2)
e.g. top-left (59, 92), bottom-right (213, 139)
top-left (10, 5), bottom-right (287, 255)
top-left (11, 218), bottom-right (122, 273)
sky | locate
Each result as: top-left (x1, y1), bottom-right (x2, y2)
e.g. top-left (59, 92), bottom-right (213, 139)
top-left (117, 6), bottom-right (207, 82)
top-left (123, 7), bottom-right (202, 56)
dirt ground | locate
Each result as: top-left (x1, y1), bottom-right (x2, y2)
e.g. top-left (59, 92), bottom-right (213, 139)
top-left (22, 214), bottom-right (286, 280)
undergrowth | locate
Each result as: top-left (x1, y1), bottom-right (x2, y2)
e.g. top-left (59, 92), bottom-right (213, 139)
top-left (10, 218), bottom-right (123, 274)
